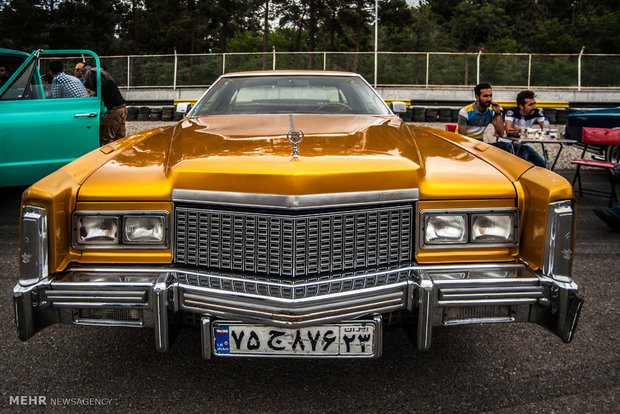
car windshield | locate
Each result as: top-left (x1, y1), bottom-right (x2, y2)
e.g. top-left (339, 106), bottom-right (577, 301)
top-left (191, 74), bottom-right (392, 116)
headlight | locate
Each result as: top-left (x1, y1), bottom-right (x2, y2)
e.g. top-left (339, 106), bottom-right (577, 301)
top-left (124, 216), bottom-right (165, 244)
top-left (76, 216), bottom-right (119, 245)
top-left (421, 209), bottom-right (518, 248)
top-left (424, 214), bottom-right (467, 244)
top-left (73, 211), bottom-right (168, 248)
top-left (471, 214), bottom-right (516, 243)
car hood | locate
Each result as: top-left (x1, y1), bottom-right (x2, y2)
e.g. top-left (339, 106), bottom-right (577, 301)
top-left (77, 115), bottom-right (520, 201)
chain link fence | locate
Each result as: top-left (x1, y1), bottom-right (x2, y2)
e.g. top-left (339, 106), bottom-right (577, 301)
top-left (95, 50), bottom-right (620, 90)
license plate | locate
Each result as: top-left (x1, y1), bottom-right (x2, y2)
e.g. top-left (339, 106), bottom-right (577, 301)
top-left (212, 321), bottom-right (378, 357)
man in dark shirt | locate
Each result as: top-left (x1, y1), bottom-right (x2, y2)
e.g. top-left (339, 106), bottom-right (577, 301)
top-left (83, 66), bottom-right (126, 145)
top-left (499, 90), bottom-right (546, 167)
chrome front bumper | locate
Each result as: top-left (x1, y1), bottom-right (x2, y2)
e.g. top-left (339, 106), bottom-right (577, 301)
top-left (13, 263), bottom-right (582, 357)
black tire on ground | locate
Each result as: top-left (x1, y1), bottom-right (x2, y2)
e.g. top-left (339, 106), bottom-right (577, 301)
top-left (149, 108), bottom-right (162, 121)
top-left (401, 108), bottom-right (413, 122)
top-left (451, 109), bottom-right (460, 122)
top-left (425, 108), bottom-right (438, 122)
top-left (556, 110), bottom-right (568, 125)
top-left (126, 107), bottom-right (138, 121)
top-left (544, 109), bottom-right (557, 124)
top-left (413, 107), bottom-right (425, 122)
top-left (438, 108), bottom-right (451, 122)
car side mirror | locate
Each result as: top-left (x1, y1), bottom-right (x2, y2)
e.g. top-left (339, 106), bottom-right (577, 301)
top-left (176, 102), bottom-right (191, 114)
top-left (391, 101), bottom-right (407, 114)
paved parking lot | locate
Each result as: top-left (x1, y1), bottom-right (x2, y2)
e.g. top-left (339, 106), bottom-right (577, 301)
top-left (0, 167), bottom-right (617, 413)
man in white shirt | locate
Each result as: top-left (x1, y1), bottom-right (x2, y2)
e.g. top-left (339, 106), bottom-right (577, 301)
top-left (499, 90), bottom-right (546, 167)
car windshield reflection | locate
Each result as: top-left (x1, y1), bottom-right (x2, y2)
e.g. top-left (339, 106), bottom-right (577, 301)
top-left (191, 74), bottom-right (392, 116)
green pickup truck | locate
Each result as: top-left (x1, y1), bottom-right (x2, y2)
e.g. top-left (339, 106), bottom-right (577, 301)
top-left (0, 49), bottom-right (103, 187)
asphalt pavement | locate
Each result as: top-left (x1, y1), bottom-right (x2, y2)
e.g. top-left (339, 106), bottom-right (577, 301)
top-left (0, 169), bottom-right (618, 413)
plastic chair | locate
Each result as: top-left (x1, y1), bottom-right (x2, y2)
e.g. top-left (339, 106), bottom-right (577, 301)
top-left (445, 124), bottom-right (457, 132)
top-left (571, 127), bottom-right (620, 207)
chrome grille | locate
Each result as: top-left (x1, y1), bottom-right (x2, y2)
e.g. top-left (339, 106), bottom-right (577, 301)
top-left (175, 205), bottom-right (414, 277)
top-left (176, 267), bottom-right (412, 300)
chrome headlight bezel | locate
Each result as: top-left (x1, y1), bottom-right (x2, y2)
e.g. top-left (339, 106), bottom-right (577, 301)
top-left (19, 205), bottom-right (48, 286)
top-left (420, 208), bottom-right (519, 249)
top-left (542, 200), bottom-right (575, 282)
top-left (73, 211), bottom-right (169, 249)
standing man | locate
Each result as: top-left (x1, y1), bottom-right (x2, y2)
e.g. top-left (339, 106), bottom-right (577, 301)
top-left (500, 90), bottom-right (546, 167)
top-left (458, 83), bottom-right (505, 140)
top-left (74, 61), bottom-right (86, 85)
top-left (49, 60), bottom-right (89, 98)
top-left (82, 66), bottom-right (127, 145)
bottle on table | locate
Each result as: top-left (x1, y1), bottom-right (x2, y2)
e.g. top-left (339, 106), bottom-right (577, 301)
top-left (542, 117), bottom-right (551, 138)
top-left (519, 117), bottom-right (526, 140)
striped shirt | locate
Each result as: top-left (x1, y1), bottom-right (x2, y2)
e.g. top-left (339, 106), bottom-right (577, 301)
top-left (501, 107), bottom-right (545, 147)
top-left (457, 102), bottom-right (500, 140)
top-left (51, 72), bottom-right (89, 98)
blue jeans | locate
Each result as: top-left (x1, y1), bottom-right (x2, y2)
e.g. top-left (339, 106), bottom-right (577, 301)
top-left (494, 142), bottom-right (546, 168)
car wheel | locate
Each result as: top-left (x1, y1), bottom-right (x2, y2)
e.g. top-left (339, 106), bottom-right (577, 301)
top-left (606, 145), bottom-right (620, 163)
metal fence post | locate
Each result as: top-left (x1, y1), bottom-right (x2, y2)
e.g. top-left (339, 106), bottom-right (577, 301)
top-left (476, 48), bottom-right (483, 85)
top-left (425, 53), bottom-right (429, 88)
top-left (578, 46), bottom-right (585, 91)
top-left (272, 46), bottom-right (276, 70)
top-left (222, 53), bottom-right (226, 74)
top-left (173, 47), bottom-right (177, 90)
top-left (127, 56), bottom-right (130, 89)
top-left (527, 54), bottom-right (531, 88)
top-left (324, 52), bottom-right (327, 71)
top-left (374, 0), bottom-right (378, 87)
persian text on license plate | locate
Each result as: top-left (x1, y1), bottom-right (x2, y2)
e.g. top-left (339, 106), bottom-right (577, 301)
top-left (213, 321), bottom-right (377, 357)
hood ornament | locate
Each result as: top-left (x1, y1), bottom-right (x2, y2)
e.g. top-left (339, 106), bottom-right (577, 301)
top-left (287, 114), bottom-right (304, 158)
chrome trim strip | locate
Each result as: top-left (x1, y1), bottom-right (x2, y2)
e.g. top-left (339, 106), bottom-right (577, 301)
top-left (65, 262), bottom-right (526, 275)
top-left (172, 188), bottom-right (419, 210)
top-left (372, 315), bottom-right (383, 358)
top-left (416, 276), bottom-right (434, 351)
top-left (180, 280), bottom-right (409, 305)
top-left (20, 206), bottom-right (48, 286)
top-left (543, 200), bottom-right (575, 282)
top-left (179, 282), bottom-right (407, 328)
top-left (201, 317), bottom-right (212, 360)
top-left (154, 273), bottom-right (172, 352)
top-left (72, 318), bottom-right (143, 328)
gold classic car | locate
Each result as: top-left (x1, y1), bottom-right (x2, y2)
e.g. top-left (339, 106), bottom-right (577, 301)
top-left (14, 71), bottom-right (583, 358)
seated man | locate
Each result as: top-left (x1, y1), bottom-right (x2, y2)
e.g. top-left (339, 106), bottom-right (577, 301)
top-left (457, 83), bottom-right (505, 140)
top-left (499, 90), bottom-right (546, 167)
